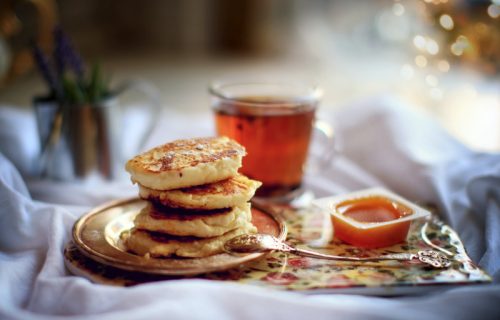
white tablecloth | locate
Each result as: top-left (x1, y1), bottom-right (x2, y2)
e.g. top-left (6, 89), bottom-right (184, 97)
top-left (1, 97), bottom-right (499, 319)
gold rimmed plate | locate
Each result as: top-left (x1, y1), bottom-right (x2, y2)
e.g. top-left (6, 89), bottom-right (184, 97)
top-left (70, 198), bottom-right (287, 276)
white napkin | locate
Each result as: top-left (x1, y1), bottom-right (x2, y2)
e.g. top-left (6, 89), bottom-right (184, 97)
top-left (0, 107), bottom-right (40, 176)
top-left (1, 98), bottom-right (500, 319)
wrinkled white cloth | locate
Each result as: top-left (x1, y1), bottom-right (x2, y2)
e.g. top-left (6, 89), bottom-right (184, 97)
top-left (1, 97), bottom-right (500, 320)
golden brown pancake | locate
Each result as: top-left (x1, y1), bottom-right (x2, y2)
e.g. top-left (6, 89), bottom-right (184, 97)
top-left (138, 174), bottom-right (261, 209)
top-left (125, 137), bottom-right (246, 190)
top-left (124, 224), bottom-right (256, 258)
top-left (133, 202), bottom-right (253, 237)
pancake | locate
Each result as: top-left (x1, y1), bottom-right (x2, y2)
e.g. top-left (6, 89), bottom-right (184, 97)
top-left (125, 224), bottom-right (257, 258)
top-left (125, 137), bottom-right (246, 190)
top-left (138, 174), bottom-right (262, 209)
top-left (134, 203), bottom-right (253, 237)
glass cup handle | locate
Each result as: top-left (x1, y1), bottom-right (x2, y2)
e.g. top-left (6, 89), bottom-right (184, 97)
top-left (308, 119), bottom-right (337, 174)
top-left (303, 119), bottom-right (337, 246)
top-left (114, 79), bottom-right (162, 154)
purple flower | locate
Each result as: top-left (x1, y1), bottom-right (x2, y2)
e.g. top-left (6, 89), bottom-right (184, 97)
top-left (32, 43), bottom-right (62, 98)
top-left (53, 26), bottom-right (85, 80)
top-left (53, 26), bottom-right (66, 76)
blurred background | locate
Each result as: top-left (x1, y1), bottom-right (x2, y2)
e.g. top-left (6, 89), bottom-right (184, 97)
top-left (1, 0), bottom-right (499, 151)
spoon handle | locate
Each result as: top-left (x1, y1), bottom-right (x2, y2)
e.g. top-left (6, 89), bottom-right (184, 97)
top-left (291, 247), bottom-right (415, 262)
top-left (290, 248), bottom-right (451, 268)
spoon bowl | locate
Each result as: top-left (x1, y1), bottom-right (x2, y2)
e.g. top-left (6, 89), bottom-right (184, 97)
top-left (224, 233), bottom-right (293, 254)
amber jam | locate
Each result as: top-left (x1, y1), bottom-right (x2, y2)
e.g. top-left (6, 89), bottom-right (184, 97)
top-left (332, 196), bottom-right (414, 248)
top-left (337, 197), bottom-right (413, 223)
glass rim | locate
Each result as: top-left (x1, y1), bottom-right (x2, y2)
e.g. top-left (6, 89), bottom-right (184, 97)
top-left (209, 80), bottom-right (323, 107)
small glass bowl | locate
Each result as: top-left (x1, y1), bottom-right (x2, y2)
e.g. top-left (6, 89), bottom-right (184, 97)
top-left (312, 188), bottom-right (431, 248)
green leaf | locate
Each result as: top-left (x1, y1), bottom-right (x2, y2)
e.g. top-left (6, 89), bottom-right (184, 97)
top-left (56, 60), bottom-right (110, 105)
top-left (62, 75), bottom-right (85, 105)
top-left (88, 62), bottom-right (105, 104)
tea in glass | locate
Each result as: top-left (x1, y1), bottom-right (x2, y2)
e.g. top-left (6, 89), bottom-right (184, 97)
top-left (210, 82), bottom-right (321, 197)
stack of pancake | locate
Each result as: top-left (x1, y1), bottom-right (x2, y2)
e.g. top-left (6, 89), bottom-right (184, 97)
top-left (124, 137), bottom-right (261, 258)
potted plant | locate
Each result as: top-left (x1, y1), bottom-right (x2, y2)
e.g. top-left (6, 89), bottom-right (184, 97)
top-left (32, 27), bottom-right (159, 180)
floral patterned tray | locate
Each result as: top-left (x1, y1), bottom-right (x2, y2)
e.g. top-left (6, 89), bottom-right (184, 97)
top-left (64, 204), bottom-right (491, 295)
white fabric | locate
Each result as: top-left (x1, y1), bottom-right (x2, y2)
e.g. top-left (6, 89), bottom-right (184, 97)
top-left (1, 98), bottom-right (500, 319)
top-left (0, 107), bottom-right (40, 176)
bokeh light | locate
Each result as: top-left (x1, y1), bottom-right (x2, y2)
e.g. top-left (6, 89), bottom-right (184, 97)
top-left (393, 3), bottom-right (405, 16)
top-left (437, 60), bottom-right (450, 72)
top-left (426, 39), bottom-right (439, 55)
top-left (415, 55), bottom-right (428, 67)
top-left (439, 14), bottom-right (454, 30)
top-left (413, 35), bottom-right (426, 50)
top-left (487, 4), bottom-right (500, 18)
top-left (450, 36), bottom-right (470, 56)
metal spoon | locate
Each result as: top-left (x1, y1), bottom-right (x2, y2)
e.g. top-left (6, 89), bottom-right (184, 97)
top-left (224, 234), bottom-right (452, 269)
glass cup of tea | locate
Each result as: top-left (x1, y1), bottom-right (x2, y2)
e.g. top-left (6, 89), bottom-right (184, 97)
top-left (210, 80), bottom-right (333, 199)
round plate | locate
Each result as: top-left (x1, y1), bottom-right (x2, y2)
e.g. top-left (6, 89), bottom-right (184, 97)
top-left (72, 198), bottom-right (287, 276)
